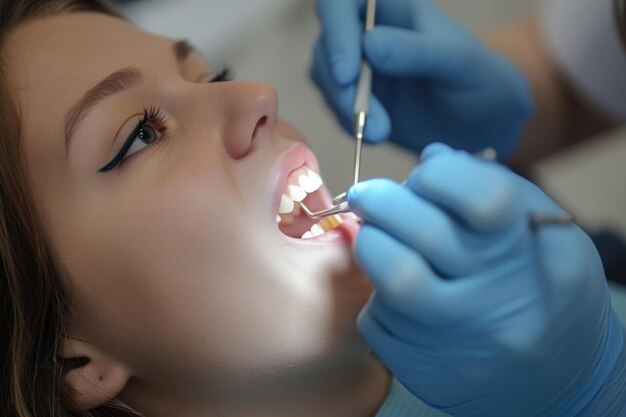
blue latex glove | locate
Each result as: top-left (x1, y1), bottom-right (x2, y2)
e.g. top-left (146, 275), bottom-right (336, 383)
top-left (312, 0), bottom-right (534, 159)
top-left (349, 144), bottom-right (626, 416)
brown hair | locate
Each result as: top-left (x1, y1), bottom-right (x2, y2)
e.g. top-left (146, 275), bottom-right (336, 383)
top-left (0, 1), bottom-right (138, 416)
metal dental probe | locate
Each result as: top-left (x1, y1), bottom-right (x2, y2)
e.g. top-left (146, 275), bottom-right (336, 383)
top-left (298, 0), bottom-right (377, 220)
top-left (353, 0), bottom-right (376, 186)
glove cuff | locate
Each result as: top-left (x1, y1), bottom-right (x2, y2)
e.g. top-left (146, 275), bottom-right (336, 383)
top-left (552, 307), bottom-right (626, 417)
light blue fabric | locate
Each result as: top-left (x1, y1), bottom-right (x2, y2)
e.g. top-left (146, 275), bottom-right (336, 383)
top-left (374, 378), bottom-right (448, 417)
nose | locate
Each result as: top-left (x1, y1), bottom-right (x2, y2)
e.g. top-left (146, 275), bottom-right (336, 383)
top-left (220, 81), bottom-right (279, 159)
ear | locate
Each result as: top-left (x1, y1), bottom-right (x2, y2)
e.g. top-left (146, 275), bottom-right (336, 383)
top-left (58, 336), bottom-right (131, 410)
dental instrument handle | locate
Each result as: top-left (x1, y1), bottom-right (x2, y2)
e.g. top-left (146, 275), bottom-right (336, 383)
top-left (353, 63), bottom-right (372, 117)
top-left (352, 0), bottom-right (376, 186)
top-left (353, 62), bottom-right (371, 186)
top-left (365, 0), bottom-right (377, 31)
top-left (352, 109), bottom-right (366, 186)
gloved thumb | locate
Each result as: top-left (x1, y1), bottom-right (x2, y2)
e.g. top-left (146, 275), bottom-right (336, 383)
top-left (364, 26), bottom-right (475, 86)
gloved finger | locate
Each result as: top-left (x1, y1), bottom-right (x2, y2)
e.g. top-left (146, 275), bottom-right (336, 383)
top-left (349, 179), bottom-right (495, 277)
top-left (355, 225), bottom-right (448, 319)
top-left (356, 226), bottom-right (503, 327)
top-left (419, 142), bottom-right (454, 161)
top-left (356, 221), bottom-right (545, 329)
top-left (538, 223), bottom-right (605, 300)
top-left (311, 39), bottom-right (391, 142)
top-left (316, 0), bottom-right (365, 85)
top-left (369, 0), bottom-right (448, 29)
top-left (421, 226), bottom-right (606, 333)
top-left (364, 27), bottom-right (477, 87)
top-left (311, 40), bottom-right (352, 131)
top-left (533, 224), bottom-right (611, 360)
top-left (407, 148), bottom-right (526, 233)
top-left (315, 0), bottom-right (425, 85)
top-left (368, 0), bottom-right (415, 28)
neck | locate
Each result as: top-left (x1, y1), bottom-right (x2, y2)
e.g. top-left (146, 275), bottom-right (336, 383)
top-left (124, 355), bottom-right (391, 417)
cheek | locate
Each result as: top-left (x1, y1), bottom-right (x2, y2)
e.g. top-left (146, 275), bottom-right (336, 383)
top-left (64, 172), bottom-right (297, 368)
top-left (111, 172), bottom-right (259, 309)
top-left (61, 172), bottom-right (253, 345)
top-left (60, 167), bottom-right (369, 385)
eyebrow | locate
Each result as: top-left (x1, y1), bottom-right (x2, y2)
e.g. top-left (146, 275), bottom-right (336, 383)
top-left (64, 39), bottom-right (196, 156)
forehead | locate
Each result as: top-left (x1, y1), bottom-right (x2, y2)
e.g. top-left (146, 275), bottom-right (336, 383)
top-left (8, 12), bottom-right (164, 89)
top-left (5, 12), bottom-right (172, 166)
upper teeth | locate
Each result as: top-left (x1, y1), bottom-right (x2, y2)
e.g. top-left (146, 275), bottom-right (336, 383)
top-left (278, 168), bottom-right (323, 215)
top-left (287, 185), bottom-right (307, 202)
top-left (279, 194), bottom-right (295, 214)
top-left (298, 169), bottom-right (323, 193)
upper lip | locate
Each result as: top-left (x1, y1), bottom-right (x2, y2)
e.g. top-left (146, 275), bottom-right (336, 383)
top-left (271, 144), bottom-right (322, 219)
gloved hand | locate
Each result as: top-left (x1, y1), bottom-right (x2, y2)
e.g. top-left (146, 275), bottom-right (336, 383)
top-left (312, 0), bottom-right (534, 159)
top-left (348, 143), bottom-right (626, 417)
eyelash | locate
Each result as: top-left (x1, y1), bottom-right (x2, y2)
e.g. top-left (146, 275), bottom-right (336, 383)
top-left (98, 67), bottom-right (234, 173)
top-left (211, 67), bottom-right (234, 83)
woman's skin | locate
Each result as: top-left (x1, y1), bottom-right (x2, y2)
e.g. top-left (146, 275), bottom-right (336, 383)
top-left (6, 12), bottom-right (390, 417)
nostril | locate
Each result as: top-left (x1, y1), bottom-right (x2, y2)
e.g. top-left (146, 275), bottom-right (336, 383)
top-left (252, 116), bottom-right (268, 141)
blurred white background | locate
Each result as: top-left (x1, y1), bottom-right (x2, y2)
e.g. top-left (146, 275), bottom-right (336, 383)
top-left (118, 0), bottom-right (626, 319)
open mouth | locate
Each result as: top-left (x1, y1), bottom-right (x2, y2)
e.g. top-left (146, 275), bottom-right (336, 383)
top-left (276, 164), bottom-right (346, 240)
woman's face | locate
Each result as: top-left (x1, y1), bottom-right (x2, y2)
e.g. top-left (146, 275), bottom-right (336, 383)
top-left (7, 12), bottom-right (373, 407)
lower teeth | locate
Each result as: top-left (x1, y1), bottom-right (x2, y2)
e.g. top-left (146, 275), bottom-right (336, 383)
top-left (301, 215), bottom-right (344, 239)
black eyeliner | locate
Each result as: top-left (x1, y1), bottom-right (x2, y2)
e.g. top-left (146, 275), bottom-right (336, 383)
top-left (98, 117), bottom-right (146, 173)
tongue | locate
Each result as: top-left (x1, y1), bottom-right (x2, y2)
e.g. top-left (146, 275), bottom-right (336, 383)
top-left (278, 209), bottom-right (317, 239)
